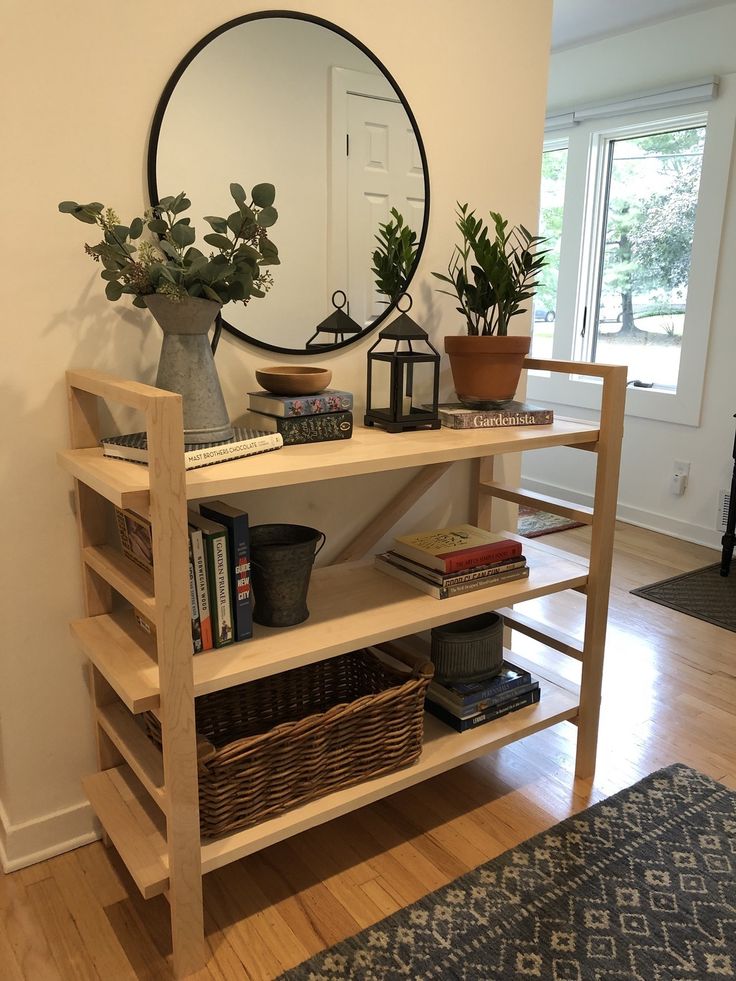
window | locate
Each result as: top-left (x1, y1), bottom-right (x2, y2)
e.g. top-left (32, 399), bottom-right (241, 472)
top-left (528, 75), bottom-right (735, 426)
top-left (584, 125), bottom-right (705, 390)
top-left (531, 144), bottom-right (567, 359)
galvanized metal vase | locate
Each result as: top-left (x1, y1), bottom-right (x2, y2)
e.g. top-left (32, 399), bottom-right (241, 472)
top-left (144, 294), bottom-right (233, 445)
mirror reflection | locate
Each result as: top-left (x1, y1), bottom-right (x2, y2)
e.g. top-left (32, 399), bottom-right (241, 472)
top-left (150, 14), bottom-right (429, 354)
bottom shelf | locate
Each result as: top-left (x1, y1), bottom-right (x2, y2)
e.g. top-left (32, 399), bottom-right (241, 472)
top-left (84, 663), bottom-right (580, 898)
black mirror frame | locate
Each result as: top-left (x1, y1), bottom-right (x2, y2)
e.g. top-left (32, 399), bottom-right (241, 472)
top-left (147, 9), bottom-right (430, 357)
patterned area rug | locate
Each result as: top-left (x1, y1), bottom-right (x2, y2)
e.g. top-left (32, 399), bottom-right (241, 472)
top-left (631, 562), bottom-right (736, 632)
top-left (281, 765), bottom-right (736, 980)
top-left (517, 505), bottom-right (585, 538)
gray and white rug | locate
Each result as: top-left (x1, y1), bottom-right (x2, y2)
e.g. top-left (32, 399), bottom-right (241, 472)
top-left (281, 764), bottom-right (736, 979)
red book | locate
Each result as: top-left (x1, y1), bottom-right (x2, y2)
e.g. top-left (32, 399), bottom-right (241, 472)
top-left (392, 524), bottom-right (522, 574)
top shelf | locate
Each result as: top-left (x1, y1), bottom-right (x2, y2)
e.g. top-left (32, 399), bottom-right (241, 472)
top-left (58, 419), bottom-right (599, 508)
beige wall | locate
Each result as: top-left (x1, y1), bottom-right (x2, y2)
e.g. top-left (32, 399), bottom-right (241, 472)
top-left (0, 0), bottom-right (552, 868)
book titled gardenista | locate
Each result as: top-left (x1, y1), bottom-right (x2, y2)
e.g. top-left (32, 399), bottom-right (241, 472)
top-left (433, 401), bottom-right (554, 429)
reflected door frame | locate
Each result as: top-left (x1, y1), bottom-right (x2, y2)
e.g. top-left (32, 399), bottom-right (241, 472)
top-left (329, 68), bottom-right (401, 328)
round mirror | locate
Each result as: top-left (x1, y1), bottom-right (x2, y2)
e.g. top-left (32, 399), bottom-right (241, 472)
top-left (148, 12), bottom-right (429, 355)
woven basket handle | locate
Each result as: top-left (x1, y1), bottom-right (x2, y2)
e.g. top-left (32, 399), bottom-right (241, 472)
top-left (374, 639), bottom-right (434, 680)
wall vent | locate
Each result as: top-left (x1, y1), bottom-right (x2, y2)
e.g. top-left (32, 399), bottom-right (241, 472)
top-left (718, 490), bottom-right (731, 532)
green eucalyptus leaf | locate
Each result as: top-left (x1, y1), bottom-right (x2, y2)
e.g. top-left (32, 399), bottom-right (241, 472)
top-left (158, 195), bottom-right (175, 210)
top-left (147, 218), bottom-right (168, 234)
top-left (202, 285), bottom-right (222, 302)
top-left (58, 200), bottom-right (80, 213)
top-left (105, 280), bottom-right (124, 301)
top-left (230, 182), bottom-right (246, 204)
top-left (129, 217), bottom-right (144, 240)
top-left (132, 295), bottom-right (148, 308)
top-left (171, 196), bottom-right (191, 214)
top-left (203, 215), bottom-right (228, 234)
top-left (203, 233), bottom-right (233, 251)
top-left (170, 223), bottom-right (196, 247)
top-left (256, 206), bottom-right (278, 228)
top-left (251, 183), bottom-right (275, 208)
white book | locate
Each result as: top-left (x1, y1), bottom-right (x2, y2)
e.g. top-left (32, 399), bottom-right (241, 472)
top-left (101, 427), bottom-right (283, 470)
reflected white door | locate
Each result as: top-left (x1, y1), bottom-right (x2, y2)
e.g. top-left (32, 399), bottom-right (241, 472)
top-left (346, 94), bottom-right (425, 327)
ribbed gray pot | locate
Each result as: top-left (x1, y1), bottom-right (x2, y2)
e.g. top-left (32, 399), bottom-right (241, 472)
top-left (430, 612), bottom-right (504, 683)
top-left (144, 294), bottom-right (233, 445)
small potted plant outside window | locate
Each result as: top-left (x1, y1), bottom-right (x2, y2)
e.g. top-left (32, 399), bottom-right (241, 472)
top-left (433, 204), bottom-right (547, 407)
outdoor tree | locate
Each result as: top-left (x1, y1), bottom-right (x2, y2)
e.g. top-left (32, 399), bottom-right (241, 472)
top-left (602, 127), bottom-right (703, 339)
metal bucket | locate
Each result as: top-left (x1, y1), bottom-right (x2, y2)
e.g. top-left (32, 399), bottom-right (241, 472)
top-left (250, 524), bottom-right (326, 627)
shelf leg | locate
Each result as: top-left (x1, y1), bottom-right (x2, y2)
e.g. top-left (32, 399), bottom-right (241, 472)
top-left (574, 366), bottom-right (626, 780)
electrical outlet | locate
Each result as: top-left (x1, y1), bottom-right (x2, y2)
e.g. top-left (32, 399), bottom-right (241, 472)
top-left (673, 459), bottom-right (691, 478)
top-left (718, 490), bottom-right (731, 532)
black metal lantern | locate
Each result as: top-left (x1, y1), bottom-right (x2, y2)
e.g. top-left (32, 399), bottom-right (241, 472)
top-left (306, 291), bottom-right (363, 349)
top-left (364, 294), bottom-right (440, 433)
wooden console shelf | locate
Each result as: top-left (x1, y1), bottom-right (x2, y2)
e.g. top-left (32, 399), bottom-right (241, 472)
top-left (60, 358), bottom-right (625, 977)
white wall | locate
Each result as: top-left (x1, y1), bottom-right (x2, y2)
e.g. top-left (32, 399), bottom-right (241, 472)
top-left (0, 0), bottom-right (551, 868)
top-left (523, 4), bottom-right (736, 548)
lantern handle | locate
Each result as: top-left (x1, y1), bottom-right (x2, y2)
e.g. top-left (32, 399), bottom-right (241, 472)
top-left (331, 290), bottom-right (347, 310)
top-left (396, 292), bottom-right (413, 313)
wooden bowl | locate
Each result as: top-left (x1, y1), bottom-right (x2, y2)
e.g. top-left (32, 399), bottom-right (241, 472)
top-left (255, 366), bottom-right (332, 396)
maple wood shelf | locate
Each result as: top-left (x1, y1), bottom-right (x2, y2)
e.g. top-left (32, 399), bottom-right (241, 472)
top-left (61, 360), bottom-right (625, 978)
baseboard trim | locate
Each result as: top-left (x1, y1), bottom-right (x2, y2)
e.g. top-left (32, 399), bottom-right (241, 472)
top-left (0, 796), bottom-right (100, 873)
top-left (521, 477), bottom-right (723, 551)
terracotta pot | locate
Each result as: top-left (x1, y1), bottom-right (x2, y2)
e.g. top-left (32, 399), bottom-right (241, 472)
top-left (444, 334), bottom-right (531, 407)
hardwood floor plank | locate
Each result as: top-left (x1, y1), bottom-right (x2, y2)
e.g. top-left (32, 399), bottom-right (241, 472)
top-left (26, 878), bottom-right (98, 981)
top-left (1, 875), bottom-right (62, 981)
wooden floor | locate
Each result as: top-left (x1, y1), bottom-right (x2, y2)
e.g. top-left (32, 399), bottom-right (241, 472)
top-left (2, 522), bottom-right (734, 980)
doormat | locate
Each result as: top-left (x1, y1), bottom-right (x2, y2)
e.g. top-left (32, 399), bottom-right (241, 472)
top-left (280, 764), bottom-right (736, 980)
top-left (631, 562), bottom-right (736, 632)
top-left (518, 505), bottom-right (585, 538)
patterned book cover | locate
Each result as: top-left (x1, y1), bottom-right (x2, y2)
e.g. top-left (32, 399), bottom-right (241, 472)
top-left (247, 389), bottom-right (353, 417)
top-left (101, 427), bottom-right (283, 469)
top-left (114, 507), bottom-right (153, 574)
top-left (436, 401), bottom-right (554, 429)
top-left (246, 410), bottom-right (353, 445)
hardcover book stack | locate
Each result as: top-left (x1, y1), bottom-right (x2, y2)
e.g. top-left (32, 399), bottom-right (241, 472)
top-left (115, 500), bottom-right (254, 654)
top-left (374, 523), bottom-right (529, 599)
top-left (425, 660), bottom-right (541, 732)
top-left (245, 389), bottom-right (354, 445)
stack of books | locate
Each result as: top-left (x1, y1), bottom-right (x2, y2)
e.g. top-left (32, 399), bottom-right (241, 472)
top-left (245, 389), bottom-right (354, 445)
top-left (425, 661), bottom-right (541, 732)
top-left (116, 500), bottom-right (253, 654)
top-left (374, 523), bottom-right (529, 599)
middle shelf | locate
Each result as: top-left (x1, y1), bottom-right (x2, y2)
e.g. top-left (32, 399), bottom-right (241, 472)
top-left (71, 535), bottom-right (589, 713)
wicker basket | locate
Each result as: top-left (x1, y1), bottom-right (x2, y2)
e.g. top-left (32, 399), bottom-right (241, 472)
top-left (145, 647), bottom-right (433, 839)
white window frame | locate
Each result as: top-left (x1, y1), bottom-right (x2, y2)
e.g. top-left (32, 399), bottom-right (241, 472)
top-left (528, 73), bottom-right (736, 427)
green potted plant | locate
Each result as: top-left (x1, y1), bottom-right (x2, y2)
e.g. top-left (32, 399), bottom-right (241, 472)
top-left (371, 208), bottom-right (418, 303)
top-left (433, 203), bottom-right (547, 406)
top-left (59, 183), bottom-right (279, 443)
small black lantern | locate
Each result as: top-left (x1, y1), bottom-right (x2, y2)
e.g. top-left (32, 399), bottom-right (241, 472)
top-left (364, 294), bottom-right (441, 433)
top-left (306, 291), bottom-right (363, 349)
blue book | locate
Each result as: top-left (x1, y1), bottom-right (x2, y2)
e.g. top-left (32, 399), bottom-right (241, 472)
top-left (247, 389), bottom-right (353, 418)
top-left (425, 686), bottom-right (541, 732)
top-left (199, 501), bottom-right (252, 642)
top-left (428, 661), bottom-right (533, 709)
